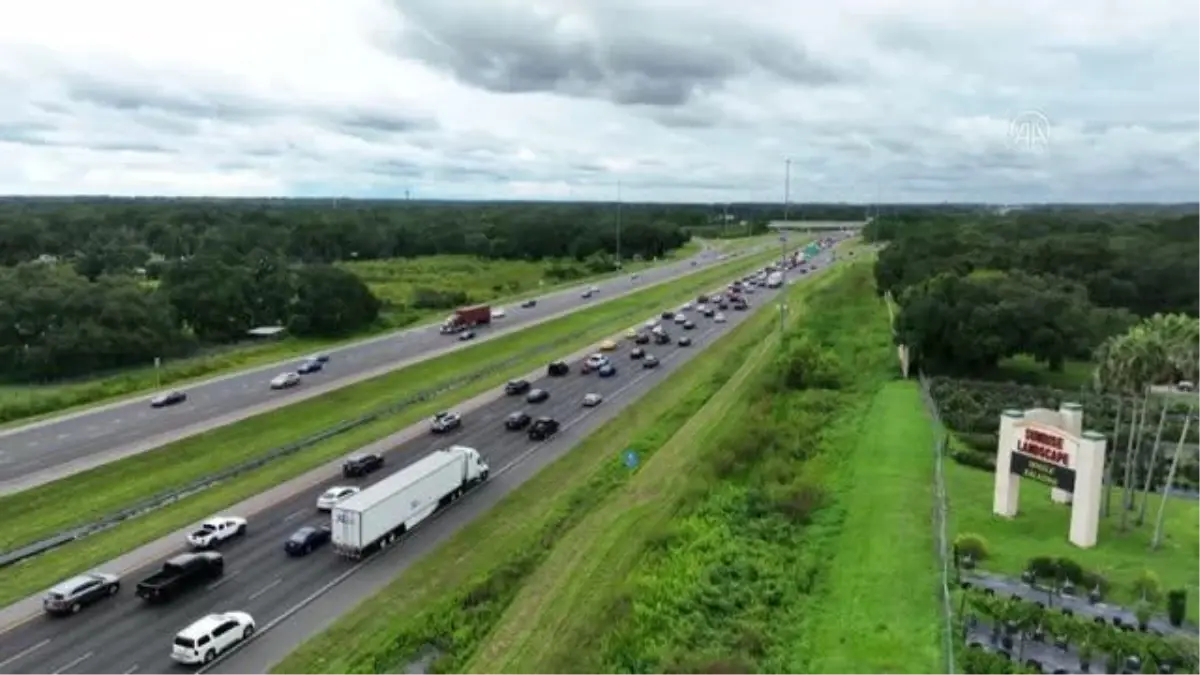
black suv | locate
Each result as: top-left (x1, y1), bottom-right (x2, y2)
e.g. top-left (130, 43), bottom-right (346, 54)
top-left (630, 347), bottom-right (645, 359)
top-left (505, 411), bottom-right (532, 430)
top-left (634, 333), bottom-right (650, 345)
top-left (505, 379), bottom-right (531, 395)
top-left (660, 311), bottom-right (674, 320)
top-left (529, 417), bottom-right (560, 441)
top-left (654, 332), bottom-right (671, 345)
top-left (547, 361), bottom-right (570, 376)
top-left (643, 354), bottom-right (660, 368)
top-left (342, 453), bottom-right (384, 478)
top-left (683, 320), bottom-right (696, 330)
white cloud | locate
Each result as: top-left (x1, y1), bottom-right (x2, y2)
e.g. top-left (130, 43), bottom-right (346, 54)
top-left (0, 0), bottom-right (1196, 202)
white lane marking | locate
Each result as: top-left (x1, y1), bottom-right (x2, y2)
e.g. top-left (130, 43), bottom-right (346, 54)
top-left (52, 651), bottom-right (93, 674)
top-left (56, 433), bottom-right (70, 440)
top-left (281, 509), bottom-right (307, 523)
top-left (111, 419), bottom-right (122, 425)
top-left (124, 664), bottom-right (140, 674)
top-left (206, 569), bottom-right (242, 591)
top-left (247, 577), bottom-right (283, 601)
top-left (0, 638), bottom-right (50, 669)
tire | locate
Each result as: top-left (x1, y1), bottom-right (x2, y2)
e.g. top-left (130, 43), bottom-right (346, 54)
top-left (108, 583), bottom-right (119, 595)
top-left (70, 603), bottom-right (81, 614)
top-left (237, 524), bottom-right (247, 536)
top-left (243, 625), bottom-right (254, 639)
top-left (204, 651), bottom-right (215, 664)
top-left (481, 470), bottom-right (490, 482)
top-left (304, 545), bottom-right (311, 555)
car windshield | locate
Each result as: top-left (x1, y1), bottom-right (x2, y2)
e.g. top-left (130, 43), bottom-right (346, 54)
top-left (198, 523), bottom-right (216, 532)
top-left (291, 528), bottom-right (314, 542)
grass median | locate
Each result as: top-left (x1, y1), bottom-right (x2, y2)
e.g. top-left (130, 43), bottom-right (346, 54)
top-left (273, 250), bottom-right (848, 674)
top-left (0, 246), bottom-right (784, 608)
top-left (0, 242), bottom-right (708, 428)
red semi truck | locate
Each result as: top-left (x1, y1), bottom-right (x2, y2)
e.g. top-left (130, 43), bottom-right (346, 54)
top-left (440, 304), bottom-right (492, 334)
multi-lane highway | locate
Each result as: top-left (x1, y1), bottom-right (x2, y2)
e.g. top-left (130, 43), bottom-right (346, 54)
top-left (0, 259), bottom-right (814, 675)
top-left (0, 246), bottom-right (737, 494)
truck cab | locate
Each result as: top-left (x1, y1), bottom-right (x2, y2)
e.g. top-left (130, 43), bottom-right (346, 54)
top-left (136, 552), bottom-right (224, 603)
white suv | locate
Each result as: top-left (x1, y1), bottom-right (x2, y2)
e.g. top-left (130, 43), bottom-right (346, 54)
top-left (171, 611), bottom-right (255, 665)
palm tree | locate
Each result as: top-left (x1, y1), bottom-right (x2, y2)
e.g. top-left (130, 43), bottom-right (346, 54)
top-left (1138, 313), bottom-right (1200, 525)
top-left (1135, 405), bottom-right (1169, 526)
top-left (1147, 314), bottom-right (1195, 547)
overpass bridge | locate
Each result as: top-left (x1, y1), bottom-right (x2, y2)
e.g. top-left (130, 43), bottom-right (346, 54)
top-left (767, 219), bottom-right (869, 233)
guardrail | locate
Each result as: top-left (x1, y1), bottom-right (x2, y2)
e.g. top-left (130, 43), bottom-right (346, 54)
top-left (0, 261), bottom-right (756, 569)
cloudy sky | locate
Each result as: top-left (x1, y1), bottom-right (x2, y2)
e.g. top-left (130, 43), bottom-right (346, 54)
top-left (1, 0), bottom-right (1196, 203)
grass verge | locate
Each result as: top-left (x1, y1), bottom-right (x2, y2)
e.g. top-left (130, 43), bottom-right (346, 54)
top-left (0, 242), bottom-right (706, 428)
top-left (271, 245), bottom-right (844, 674)
top-left (945, 457), bottom-right (1200, 622)
top-left (467, 259), bottom-right (941, 674)
top-left (0, 247), bottom-right (781, 608)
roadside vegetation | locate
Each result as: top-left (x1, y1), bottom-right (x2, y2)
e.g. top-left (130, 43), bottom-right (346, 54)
top-left (872, 208), bottom-right (1200, 662)
top-left (279, 253), bottom-right (948, 674)
top-left (0, 248), bottom-right (783, 607)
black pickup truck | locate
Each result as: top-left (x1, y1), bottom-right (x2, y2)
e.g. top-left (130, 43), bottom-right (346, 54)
top-left (135, 551), bottom-right (224, 603)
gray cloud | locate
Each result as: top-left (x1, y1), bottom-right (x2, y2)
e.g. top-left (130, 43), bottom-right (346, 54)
top-left (386, 0), bottom-right (841, 107)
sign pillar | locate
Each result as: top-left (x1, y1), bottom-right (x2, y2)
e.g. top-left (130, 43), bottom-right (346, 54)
top-left (992, 403), bottom-right (1107, 549)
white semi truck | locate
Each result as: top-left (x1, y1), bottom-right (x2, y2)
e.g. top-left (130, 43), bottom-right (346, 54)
top-left (765, 271), bottom-right (783, 288)
top-left (331, 446), bottom-right (489, 558)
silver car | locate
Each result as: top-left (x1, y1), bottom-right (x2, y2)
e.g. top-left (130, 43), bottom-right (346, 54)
top-left (43, 572), bottom-right (121, 615)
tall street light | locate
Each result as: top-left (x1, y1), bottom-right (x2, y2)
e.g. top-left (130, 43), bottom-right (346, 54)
top-left (616, 180), bottom-right (623, 268)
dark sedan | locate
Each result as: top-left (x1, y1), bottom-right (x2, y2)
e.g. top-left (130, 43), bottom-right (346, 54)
top-left (284, 526), bottom-right (331, 556)
top-left (630, 347), bottom-right (645, 359)
top-left (521, 299), bottom-right (537, 308)
top-left (526, 389), bottom-right (550, 404)
top-left (678, 336), bottom-right (693, 347)
top-left (505, 411), bottom-right (532, 430)
top-left (297, 359), bottom-right (323, 374)
top-left (643, 354), bottom-right (660, 368)
top-left (150, 390), bottom-right (187, 408)
top-left (459, 330), bottom-right (477, 341)
top-left (505, 379), bottom-right (532, 395)
top-left (598, 364), bottom-right (617, 378)
top-left (342, 452), bottom-right (384, 478)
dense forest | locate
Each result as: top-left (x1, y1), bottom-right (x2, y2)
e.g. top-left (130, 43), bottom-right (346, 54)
top-left (0, 199), bottom-right (724, 382)
top-left (866, 210), bottom-right (1200, 376)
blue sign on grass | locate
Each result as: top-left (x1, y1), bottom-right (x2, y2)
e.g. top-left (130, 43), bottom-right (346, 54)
top-left (623, 449), bottom-right (640, 469)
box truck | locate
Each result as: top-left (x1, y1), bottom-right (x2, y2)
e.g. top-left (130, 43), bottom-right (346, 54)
top-left (765, 271), bottom-right (783, 288)
top-left (331, 446), bottom-right (490, 558)
top-left (440, 305), bottom-right (491, 333)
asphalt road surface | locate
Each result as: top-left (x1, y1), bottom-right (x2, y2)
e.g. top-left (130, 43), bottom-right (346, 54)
top-left (0, 246), bottom-right (735, 494)
top-left (0, 272), bottom-right (799, 675)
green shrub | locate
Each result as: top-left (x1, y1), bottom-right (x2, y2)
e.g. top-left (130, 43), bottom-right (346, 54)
top-left (1055, 556), bottom-right (1085, 585)
top-left (950, 445), bottom-right (996, 472)
top-left (954, 532), bottom-right (991, 562)
top-left (1131, 569), bottom-right (1163, 604)
top-left (772, 335), bottom-right (841, 391)
top-left (1027, 555), bottom-right (1057, 579)
top-left (1167, 589), bottom-right (1188, 627)
top-left (1080, 570), bottom-right (1111, 596)
top-left (959, 431), bottom-right (998, 454)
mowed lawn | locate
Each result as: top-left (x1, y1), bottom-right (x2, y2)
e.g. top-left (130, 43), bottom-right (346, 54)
top-left (801, 380), bottom-right (945, 674)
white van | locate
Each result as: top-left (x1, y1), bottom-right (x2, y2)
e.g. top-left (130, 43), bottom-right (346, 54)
top-left (171, 611), bottom-right (256, 665)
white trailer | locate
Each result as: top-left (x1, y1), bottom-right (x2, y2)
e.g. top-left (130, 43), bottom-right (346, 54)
top-left (765, 271), bottom-right (783, 288)
top-left (331, 446), bottom-right (489, 558)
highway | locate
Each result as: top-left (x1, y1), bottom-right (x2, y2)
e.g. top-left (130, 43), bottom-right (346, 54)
top-left (0, 246), bottom-right (734, 494)
top-left (0, 239), bottom-right (846, 675)
top-left (0, 276), bottom-right (802, 674)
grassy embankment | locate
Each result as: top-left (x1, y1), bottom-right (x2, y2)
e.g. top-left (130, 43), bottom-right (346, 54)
top-left (0, 246), bottom-right (781, 607)
top-left (278, 250), bottom-right (947, 674)
top-left (0, 241), bottom-right (716, 427)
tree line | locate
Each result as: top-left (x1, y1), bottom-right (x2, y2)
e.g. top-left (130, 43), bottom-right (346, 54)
top-left (868, 210), bottom-right (1199, 375)
top-left (0, 199), bottom-right (706, 383)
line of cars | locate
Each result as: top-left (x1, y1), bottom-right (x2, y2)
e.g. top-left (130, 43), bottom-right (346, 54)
top-left (33, 257), bottom-right (810, 668)
top-left (148, 353), bottom-right (331, 409)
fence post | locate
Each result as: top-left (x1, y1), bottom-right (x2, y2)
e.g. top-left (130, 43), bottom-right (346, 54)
top-left (919, 371), bottom-right (957, 674)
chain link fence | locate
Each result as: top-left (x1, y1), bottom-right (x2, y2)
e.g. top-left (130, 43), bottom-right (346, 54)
top-left (917, 370), bottom-right (957, 674)
top-left (0, 289), bottom-right (691, 569)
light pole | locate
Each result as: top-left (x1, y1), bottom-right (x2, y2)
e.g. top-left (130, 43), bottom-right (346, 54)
top-left (783, 158), bottom-right (792, 223)
top-left (615, 180), bottom-right (622, 268)
top-left (779, 158), bottom-right (792, 340)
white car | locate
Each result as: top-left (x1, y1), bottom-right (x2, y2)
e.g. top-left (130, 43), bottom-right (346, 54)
top-left (674, 313), bottom-right (687, 324)
top-left (714, 313), bottom-right (727, 323)
top-left (681, 302), bottom-right (693, 311)
top-left (269, 372), bottom-right (300, 390)
top-left (583, 393), bottom-right (603, 407)
top-left (186, 516), bottom-right (247, 549)
top-left (696, 304), bottom-right (707, 314)
top-left (644, 319), bottom-right (657, 329)
top-left (491, 307), bottom-right (507, 319)
top-left (584, 354), bottom-right (609, 370)
top-left (316, 485), bottom-right (361, 511)
top-left (589, 285), bottom-right (600, 294)
top-left (171, 611), bottom-right (256, 665)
